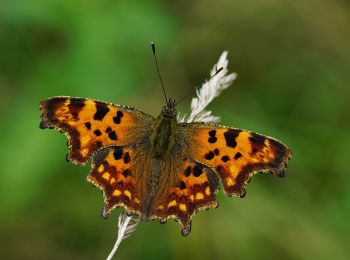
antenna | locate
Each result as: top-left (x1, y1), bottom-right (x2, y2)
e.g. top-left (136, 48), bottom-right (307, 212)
top-left (175, 66), bottom-right (224, 107)
top-left (151, 42), bottom-right (167, 103)
top-left (174, 93), bottom-right (191, 106)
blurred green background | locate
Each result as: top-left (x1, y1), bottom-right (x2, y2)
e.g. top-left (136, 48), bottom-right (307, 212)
top-left (1, 0), bottom-right (350, 259)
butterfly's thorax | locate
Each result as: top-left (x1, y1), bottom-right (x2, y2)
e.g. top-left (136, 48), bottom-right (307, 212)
top-left (150, 113), bottom-right (178, 160)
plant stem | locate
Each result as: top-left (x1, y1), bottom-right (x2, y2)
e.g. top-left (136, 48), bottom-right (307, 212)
top-left (106, 215), bottom-right (132, 260)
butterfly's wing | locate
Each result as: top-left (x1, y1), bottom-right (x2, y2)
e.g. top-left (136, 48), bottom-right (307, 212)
top-left (87, 144), bottom-right (152, 217)
top-left (149, 157), bottom-right (220, 236)
top-left (149, 122), bottom-right (291, 235)
top-left (178, 123), bottom-right (292, 197)
top-left (40, 96), bottom-right (154, 165)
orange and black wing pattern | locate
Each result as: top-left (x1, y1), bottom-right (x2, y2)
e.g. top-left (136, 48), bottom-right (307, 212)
top-left (179, 123), bottom-right (292, 197)
top-left (39, 96), bottom-right (153, 165)
top-left (150, 159), bottom-right (220, 236)
top-left (87, 146), bottom-right (145, 218)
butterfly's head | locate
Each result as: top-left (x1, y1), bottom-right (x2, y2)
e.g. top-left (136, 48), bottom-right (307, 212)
top-left (161, 98), bottom-right (177, 118)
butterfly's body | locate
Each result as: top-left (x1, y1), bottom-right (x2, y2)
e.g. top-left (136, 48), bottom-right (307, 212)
top-left (133, 99), bottom-right (178, 218)
top-left (40, 96), bottom-right (291, 236)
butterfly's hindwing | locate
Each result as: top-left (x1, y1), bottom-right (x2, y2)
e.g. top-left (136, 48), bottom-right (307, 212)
top-left (149, 159), bottom-right (220, 236)
top-left (87, 146), bottom-right (145, 217)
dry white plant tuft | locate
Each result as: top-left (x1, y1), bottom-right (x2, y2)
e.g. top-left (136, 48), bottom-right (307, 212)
top-left (182, 51), bottom-right (237, 123)
top-left (106, 51), bottom-right (236, 260)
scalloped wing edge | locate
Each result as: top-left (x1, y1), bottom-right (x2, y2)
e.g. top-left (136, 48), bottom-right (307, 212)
top-left (39, 96), bottom-right (152, 165)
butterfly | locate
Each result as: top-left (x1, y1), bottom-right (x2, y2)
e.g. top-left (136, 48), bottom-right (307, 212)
top-left (39, 45), bottom-right (292, 236)
top-left (39, 95), bottom-right (291, 236)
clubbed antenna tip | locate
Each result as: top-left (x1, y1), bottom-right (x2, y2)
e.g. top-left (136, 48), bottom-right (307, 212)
top-left (151, 42), bottom-right (167, 103)
top-left (151, 42), bottom-right (156, 54)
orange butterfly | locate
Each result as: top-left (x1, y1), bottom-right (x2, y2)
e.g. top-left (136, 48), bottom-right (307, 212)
top-left (39, 47), bottom-right (292, 236)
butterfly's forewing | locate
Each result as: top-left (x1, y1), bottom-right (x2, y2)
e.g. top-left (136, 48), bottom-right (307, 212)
top-left (179, 123), bottom-right (292, 197)
top-left (40, 97), bottom-right (153, 165)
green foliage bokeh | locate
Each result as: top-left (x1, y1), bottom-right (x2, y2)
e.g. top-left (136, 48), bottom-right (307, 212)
top-left (1, 0), bottom-right (350, 259)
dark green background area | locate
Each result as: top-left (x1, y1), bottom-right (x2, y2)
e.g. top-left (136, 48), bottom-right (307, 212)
top-left (1, 0), bottom-right (349, 259)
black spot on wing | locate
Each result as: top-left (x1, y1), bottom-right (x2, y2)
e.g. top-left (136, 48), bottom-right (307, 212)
top-left (205, 151), bottom-right (215, 160)
top-left (234, 152), bottom-right (242, 160)
top-left (85, 122), bottom-right (91, 130)
top-left (122, 169), bottom-right (131, 178)
top-left (221, 155), bottom-right (230, 162)
top-left (113, 148), bottom-right (123, 160)
top-left (94, 103), bottom-right (109, 121)
top-left (179, 181), bottom-right (186, 190)
top-left (193, 164), bottom-right (203, 177)
top-left (208, 130), bottom-right (217, 143)
top-left (123, 152), bottom-right (130, 163)
top-left (108, 131), bottom-right (117, 140)
top-left (209, 130), bottom-right (216, 137)
top-left (113, 110), bottom-right (124, 124)
top-left (224, 129), bottom-right (241, 148)
top-left (184, 166), bottom-right (192, 177)
top-left (94, 129), bottom-right (102, 136)
top-left (113, 116), bottom-right (121, 124)
top-left (208, 136), bottom-right (217, 143)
